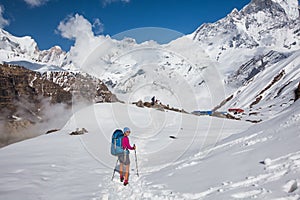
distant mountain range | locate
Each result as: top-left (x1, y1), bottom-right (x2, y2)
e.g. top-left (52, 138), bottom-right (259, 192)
top-left (0, 0), bottom-right (299, 125)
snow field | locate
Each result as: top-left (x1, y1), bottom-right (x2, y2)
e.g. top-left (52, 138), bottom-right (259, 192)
top-left (0, 100), bottom-right (299, 199)
top-left (0, 103), bottom-right (248, 200)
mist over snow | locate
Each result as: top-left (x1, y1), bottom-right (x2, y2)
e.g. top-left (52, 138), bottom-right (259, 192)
top-left (0, 97), bottom-right (74, 148)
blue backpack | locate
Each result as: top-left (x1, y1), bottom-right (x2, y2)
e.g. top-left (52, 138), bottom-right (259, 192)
top-left (111, 129), bottom-right (124, 156)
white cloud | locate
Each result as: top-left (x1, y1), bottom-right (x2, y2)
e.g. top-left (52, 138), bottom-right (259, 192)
top-left (102, 0), bottom-right (130, 6)
top-left (23, 0), bottom-right (49, 7)
top-left (92, 18), bottom-right (104, 35)
top-left (57, 14), bottom-right (106, 68)
top-left (0, 5), bottom-right (9, 28)
top-left (57, 14), bottom-right (94, 40)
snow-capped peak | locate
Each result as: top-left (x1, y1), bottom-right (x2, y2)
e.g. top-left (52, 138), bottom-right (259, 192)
top-left (50, 45), bottom-right (63, 51)
top-left (249, 0), bottom-right (299, 20)
top-left (0, 28), bottom-right (39, 55)
top-left (0, 28), bottom-right (67, 67)
top-left (191, 0), bottom-right (300, 74)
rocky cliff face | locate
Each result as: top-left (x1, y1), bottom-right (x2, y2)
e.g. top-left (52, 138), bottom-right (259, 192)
top-left (0, 63), bottom-right (118, 113)
top-left (41, 71), bottom-right (118, 103)
top-left (0, 63), bottom-right (118, 147)
top-left (0, 64), bottom-right (70, 147)
top-left (0, 64), bottom-right (71, 116)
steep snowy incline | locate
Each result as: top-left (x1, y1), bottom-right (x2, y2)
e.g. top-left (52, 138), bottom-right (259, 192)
top-left (0, 100), bottom-right (299, 199)
top-left (218, 49), bottom-right (300, 122)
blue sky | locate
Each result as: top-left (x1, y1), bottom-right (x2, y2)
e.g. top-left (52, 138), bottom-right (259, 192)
top-left (0, 0), bottom-right (254, 51)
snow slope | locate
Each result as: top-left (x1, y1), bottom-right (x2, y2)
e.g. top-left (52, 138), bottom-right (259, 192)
top-left (149, 100), bottom-right (300, 199)
top-left (0, 101), bottom-right (299, 199)
top-left (218, 49), bottom-right (300, 122)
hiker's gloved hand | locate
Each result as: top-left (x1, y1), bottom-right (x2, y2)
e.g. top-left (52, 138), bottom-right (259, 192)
top-left (133, 144), bottom-right (136, 150)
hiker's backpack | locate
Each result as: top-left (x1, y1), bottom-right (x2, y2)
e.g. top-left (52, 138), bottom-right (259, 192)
top-left (111, 129), bottom-right (124, 155)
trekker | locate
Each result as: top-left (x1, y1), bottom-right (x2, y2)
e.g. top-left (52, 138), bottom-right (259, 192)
top-left (119, 127), bottom-right (136, 186)
top-left (151, 96), bottom-right (155, 106)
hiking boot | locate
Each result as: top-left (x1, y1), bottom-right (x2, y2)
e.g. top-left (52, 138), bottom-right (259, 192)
top-left (120, 176), bottom-right (124, 182)
top-left (123, 180), bottom-right (128, 186)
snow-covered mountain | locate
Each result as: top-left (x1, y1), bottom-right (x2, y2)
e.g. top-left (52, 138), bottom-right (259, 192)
top-left (0, 29), bottom-right (67, 67)
top-left (75, 36), bottom-right (224, 111)
top-left (191, 0), bottom-right (300, 71)
top-left (215, 49), bottom-right (300, 122)
top-left (0, 0), bottom-right (299, 116)
top-left (0, 27), bottom-right (224, 111)
top-left (187, 0), bottom-right (300, 121)
top-left (68, 0), bottom-right (300, 113)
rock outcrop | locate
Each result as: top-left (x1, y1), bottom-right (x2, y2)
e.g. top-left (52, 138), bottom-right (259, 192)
top-left (295, 81), bottom-right (300, 101)
top-left (0, 63), bottom-right (119, 147)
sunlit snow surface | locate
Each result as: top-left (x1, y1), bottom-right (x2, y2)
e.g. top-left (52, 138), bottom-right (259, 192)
top-left (0, 101), bottom-right (299, 199)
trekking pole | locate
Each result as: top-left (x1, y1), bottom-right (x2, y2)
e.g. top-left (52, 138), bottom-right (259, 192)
top-left (111, 159), bottom-right (119, 181)
top-left (134, 149), bottom-right (139, 177)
